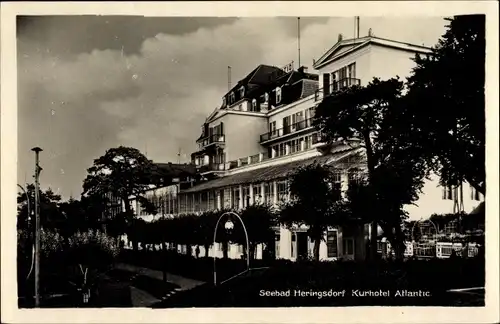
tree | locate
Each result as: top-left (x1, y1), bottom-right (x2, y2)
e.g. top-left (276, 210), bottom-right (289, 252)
top-left (83, 146), bottom-right (157, 217)
top-left (198, 211), bottom-right (219, 258)
top-left (82, 146), bottom-right (158, 242)
top-left (315, 77), bottom-right (427, 260)
top-left (280, 163), bottom-right (343, 261)
top-left (404, 15), bottom-right (485, 195)
top-left (234, 205), bottom-right (277, 262)
top-left (17, 184), bottom-right (64, 232)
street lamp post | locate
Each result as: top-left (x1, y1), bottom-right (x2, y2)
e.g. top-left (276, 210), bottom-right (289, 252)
top-left (31, 147), bottom-right (43, 307)
top-left (213, 211), bottom-right (249, 286)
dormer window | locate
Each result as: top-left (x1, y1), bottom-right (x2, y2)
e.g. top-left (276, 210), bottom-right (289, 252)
top-left (239, 86), bottom-right (245, 98)
top-left (229, 92), bottom-right (235, 105)
top-left (252, 99), bottom-right (258, 111)
top-left (222, 97), bottom-right (227, 107)
top-left (276, 87), bottom-right (282, 104)
top-left (264, 92), bottom-right (269, 103)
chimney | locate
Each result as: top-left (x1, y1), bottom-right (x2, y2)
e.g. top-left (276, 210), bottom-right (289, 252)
top-left (298, 66), bottom-right (308, 74)
top-left (338, 33), bottom-right (343, 42)
top-left (368, 28), bottom-right (373, 37)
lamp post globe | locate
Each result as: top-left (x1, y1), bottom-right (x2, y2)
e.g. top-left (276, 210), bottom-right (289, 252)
top-left (224, 220), bottom-right (234, 231)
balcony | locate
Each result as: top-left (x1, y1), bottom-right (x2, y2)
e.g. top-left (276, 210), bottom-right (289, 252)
top-left (314, 78), bottom-right (361, 102)
top-left (197, 134), bottom-right (225, 148)
top-left (260, 118), bottom-right (314, 144)
top-left (197, 163), bottom-right (226, 174)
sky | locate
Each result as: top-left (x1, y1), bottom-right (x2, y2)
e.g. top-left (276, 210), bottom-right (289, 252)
top-left (17, 16), bottom-right (448, 200)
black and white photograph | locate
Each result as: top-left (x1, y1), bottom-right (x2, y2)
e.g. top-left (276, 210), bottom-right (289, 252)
top-left (1, 2), bottom-right (499, 323)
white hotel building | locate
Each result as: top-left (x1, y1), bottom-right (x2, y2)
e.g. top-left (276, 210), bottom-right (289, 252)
top-left (129, 33), bottom-right (484, 261)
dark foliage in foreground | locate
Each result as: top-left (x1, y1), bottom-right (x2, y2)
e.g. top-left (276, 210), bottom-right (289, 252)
top-left (151, 256), bottom-right (484, 307)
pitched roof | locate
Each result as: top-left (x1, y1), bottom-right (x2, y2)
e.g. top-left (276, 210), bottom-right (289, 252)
top-left (181, 147), bottom-right (360, 193)
top-left (313, 36), bottom-right (432, 69)
top-left (227, 64), bottom-right (284, 95)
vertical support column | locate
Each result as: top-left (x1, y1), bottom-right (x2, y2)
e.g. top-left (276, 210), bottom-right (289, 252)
top-left (271, 147), bottom-right (276, 158)
top-left (340, 171), bottom-right (349, 199)
top-left (319, 231), bottom-right (329, 260)
top-left (261, 183), bottom-right (265, 205)
top-left (216, 191), bottom-right (221, 210)
top-left (249, 183), bottom-right (254, 206)
top-left (272, 181), bottom-right (278, 206)
top-left (280, 227), bottom-right (292, 260)
top-left (285, 144), bottom-right (290, 155)
top-left (238, 185), bottom-right (243, 210)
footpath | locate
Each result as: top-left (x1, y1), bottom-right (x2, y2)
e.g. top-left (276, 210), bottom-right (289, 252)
top-left (114, 263), bottom-right (205, 291)
top-left (108, 263), bottom-right (205, 307)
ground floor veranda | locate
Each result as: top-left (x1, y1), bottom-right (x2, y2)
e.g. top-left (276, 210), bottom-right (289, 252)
top-left (122, 221), bottom-right (369, 262)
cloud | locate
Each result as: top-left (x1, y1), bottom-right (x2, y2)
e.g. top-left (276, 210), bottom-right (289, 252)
top-left (17, 16), bottom-right (447, 198)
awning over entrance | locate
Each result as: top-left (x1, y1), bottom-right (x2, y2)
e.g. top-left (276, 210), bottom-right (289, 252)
top-left (182, 147), bottom-right (361, 193)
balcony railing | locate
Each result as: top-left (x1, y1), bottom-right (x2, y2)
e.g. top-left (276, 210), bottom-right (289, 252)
top-left (197, 163), bottom-right (225, 173)
top-left (260, 118), bottom-right (314, 143)
top-left (314, 78), bottom-right (361, 101)
top-left (197, 134), bottom-right (225, 148)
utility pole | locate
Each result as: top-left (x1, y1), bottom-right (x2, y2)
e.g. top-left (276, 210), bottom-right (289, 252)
top-left (297, 17), bottom-right (301, 68)
top-left (227, 66), bottom-right (231, 92)
top-left (31, 147), bottom-right (43, 307)
top-left (356, 16), bottom-right (360, 39)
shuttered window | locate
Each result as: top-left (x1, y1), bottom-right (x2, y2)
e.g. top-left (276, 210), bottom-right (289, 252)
top-left (323, 73), bottom-right (330, 95)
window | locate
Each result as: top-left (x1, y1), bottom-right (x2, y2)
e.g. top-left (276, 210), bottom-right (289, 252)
top-left (308, 107), bottom-right (316, 119)
top-left (276, 87), bottom-right (282, 104)
top-left (291, 233), bottom-right (296, 258)
top-left (293, 111), bottom-right (305, 130)
top-left (342, 238), bottom-right (354, 255)
top-left (264, 92), bottom-right (269, 103)
top-left (239, 86), bottom-right (245, 98)
top-left (442, 185), bottom-right (453, 200)
top-left (264, 182), bottom-right (273, 205)
top-left (269, 121), bottom-right (277, 136)
top-left (331, 72), bottom-right (337, 92)
top-left (279, 143), bottom-right (286, 157)
top-left (229, 92), bottom-right (235, 105)
top-left (222, 97), bottom-right (227, 107)
top-left (332, 171), bottom-right (342, 200)
top-left (283, 116), bottom-right (291, 134)
top-left (348, 62), bottom-right (356, 78)
top-left (304, 135), bottom-right (313, 149)
top-left (242, 186), bottom-right (250, 208)
top-left (327, 231), bottom-right (338, 258)
top-left (253, 185), bottom-right (262, 204)
top-left (232, 188), bottom-right (240, 209)
top-left (277, 181), bottom-right (288, 202)
top-left (323, 73), bottom-right (330, 95)
top-left (290, 140), bottom-right (297, 154)
top-left (295, 139), bottom-right (302, 152)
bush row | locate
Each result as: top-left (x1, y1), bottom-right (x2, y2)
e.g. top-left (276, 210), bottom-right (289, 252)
top-left (126, 205), bottom-right (277, 255)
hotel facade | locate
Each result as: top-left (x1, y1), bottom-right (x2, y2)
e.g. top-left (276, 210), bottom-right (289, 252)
top-left (124, 32), bottom-right (484, 261)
